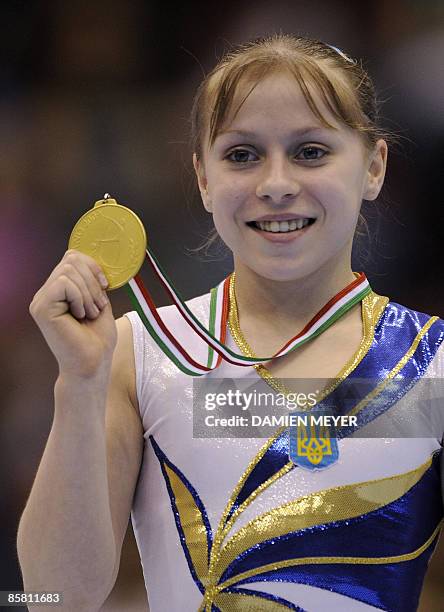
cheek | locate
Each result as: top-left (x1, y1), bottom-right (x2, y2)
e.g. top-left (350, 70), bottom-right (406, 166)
top-left (211, 172), bottom-right (246, 196)
top-left (210, 188), bottom-right (247, 248)
top-left (309, 166), bottom-right (364, 213)
top-left (211, 179), bottom-right (247, 218)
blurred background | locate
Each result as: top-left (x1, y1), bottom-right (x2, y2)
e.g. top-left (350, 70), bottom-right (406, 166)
top-left (1, 0), bottom-right (443, 610)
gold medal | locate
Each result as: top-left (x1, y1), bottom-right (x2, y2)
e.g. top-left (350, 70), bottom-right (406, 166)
top-left (68, 194), bottom-right (147, 289)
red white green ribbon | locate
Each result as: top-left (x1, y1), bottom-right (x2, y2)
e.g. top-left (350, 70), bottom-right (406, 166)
top-left (125, 245), bottom-right (371, 377)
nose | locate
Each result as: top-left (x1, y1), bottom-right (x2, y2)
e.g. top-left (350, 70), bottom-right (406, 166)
top-left (256, 155), bottom-right (301, 204)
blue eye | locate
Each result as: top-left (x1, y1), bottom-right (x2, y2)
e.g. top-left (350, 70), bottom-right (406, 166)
top-left (298, 146), bottom-right (327, 161)
top-left (226, 148), bottom-right (257, 163)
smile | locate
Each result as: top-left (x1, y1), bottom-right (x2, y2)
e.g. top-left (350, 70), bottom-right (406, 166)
top-left (248, 218), bottom-right (316, 233)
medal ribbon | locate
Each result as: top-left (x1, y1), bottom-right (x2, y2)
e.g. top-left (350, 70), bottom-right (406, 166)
top-left (124, 245), bottom-right (371, 377)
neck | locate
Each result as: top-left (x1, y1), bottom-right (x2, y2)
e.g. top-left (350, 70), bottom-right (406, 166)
top-left (232, 258), bottom-right (359, 328)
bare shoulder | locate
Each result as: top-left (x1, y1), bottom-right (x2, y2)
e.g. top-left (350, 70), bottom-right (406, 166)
top-left (109, 315), bottom-right (138, 414)
top-left (106, 314), bottom-right (142, 474)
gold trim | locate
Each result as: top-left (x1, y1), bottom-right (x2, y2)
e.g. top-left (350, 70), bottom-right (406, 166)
top-left (220, 462), bottom-right (294, 543)
top-left (164, 465), bottom-right (209, 581)
top-left (215, 292), bottom-right (439, 550)
top-left (212, 455), bottom-right (433, 582)
top-left (215, 521), bottom-right (442, 594)
top-left (207, 432), bottom-right (290, 578)
top-left (213, 590), bottom-right (299, 610)
top-left (348, 315), bottom-right (439, 416)
top-left (201, 280), bottom-right (441, 608)
top-left (207, 276), bottom-right (389, 586)
top-left (228, 272), bottom-right (389, 401)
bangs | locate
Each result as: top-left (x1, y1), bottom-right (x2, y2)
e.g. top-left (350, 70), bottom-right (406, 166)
top-left (204, 56), bottom-right (370, 150)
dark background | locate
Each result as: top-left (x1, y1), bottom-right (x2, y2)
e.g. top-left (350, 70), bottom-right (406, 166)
top-left (1, 0), bottom-right (443, 610)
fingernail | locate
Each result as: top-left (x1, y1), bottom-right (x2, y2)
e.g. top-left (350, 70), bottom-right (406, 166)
top-left (98, 273), bottom-right (108, 288)
top-left (98, 293), bottom-right (108, 308)
top-left (92, 304), bottom-right (100, 316)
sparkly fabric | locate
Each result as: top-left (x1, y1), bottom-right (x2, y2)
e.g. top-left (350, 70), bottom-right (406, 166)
top-left (356, 301), bottom-right (444, 379)
top-left (125, 292), bottom-right (444, 612)
top-left (220, 456), bottom-right (442, 583)
top-left (216, 456), bottom-right (436, 581)
top-left (211, 587), bottom-right (306, 611)
top-left (149, 430), bottom-right (441, 611)
top-left (322, 302), bottom-right (444, 436)
top-left (236, 542), bottom-right (439, 612)
top-left (226, 298), bottom-right (444, 515)
top-left (225, 432), bottom-right (290, 522)
top-left (150, 435), bottom-right (212, 593)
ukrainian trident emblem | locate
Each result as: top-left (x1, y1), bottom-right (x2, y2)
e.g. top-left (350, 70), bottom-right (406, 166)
top-left (289, 412), bottom-right (339, 470)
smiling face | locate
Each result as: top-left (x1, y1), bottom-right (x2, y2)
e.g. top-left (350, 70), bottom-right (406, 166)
top-left (194, 70), bottom-right (387, 283)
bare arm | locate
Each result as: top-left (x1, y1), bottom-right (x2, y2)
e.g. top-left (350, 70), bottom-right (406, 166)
top-left (17, 251), bottom-right (143, 611)
top-left (104, 316), bottom-right (144, 591)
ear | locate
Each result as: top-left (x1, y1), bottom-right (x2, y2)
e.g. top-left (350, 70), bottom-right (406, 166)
top-left (193, 153), bottom-right (212, 212)
top-left (363, 139), bottom-right (388, 201)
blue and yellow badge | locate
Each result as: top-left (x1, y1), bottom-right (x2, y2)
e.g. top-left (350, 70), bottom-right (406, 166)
top-left (289, 412), bottom-right (339, 470)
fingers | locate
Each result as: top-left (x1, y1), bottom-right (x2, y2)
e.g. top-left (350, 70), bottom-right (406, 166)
top-left (59, 265), bottom-right (105, 319)
top-left (60, 275), bottom-right (87, 320)
top-left (47, 250), bottom-right (108, 290)
top-left (30, 250), bottom-right (110, 322)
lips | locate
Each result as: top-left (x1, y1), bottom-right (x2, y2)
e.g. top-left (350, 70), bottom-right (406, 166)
top-left (251, 212), bottom-right (315, 221)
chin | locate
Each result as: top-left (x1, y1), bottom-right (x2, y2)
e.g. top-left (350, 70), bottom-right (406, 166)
top-left (247, 260), bottom-right (317, 283)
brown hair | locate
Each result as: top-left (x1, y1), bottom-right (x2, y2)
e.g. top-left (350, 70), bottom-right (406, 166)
top-left (189, 33), bottom-right (396, 253)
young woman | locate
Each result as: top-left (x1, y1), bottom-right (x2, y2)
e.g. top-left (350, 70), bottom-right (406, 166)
top-left (18, 34), bottom-right (444, 611)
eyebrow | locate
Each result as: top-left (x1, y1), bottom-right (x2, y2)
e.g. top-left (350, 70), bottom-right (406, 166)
top-left (217, 126), bottom-right (332, 139)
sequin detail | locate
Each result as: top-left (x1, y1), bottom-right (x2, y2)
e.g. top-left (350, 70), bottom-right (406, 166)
top-left (212, 455), bottom-right (433, 582)
top-left (127, 291), bottom-right (444, 611)
top-left (150, 433), bottom-right (442, 611)
top-left (150, 436), bottom-right (212, 594)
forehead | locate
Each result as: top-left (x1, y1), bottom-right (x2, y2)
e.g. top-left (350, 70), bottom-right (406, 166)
top-left (223, 72), bottom-right (334, 128)
top-left (205, 66), bottom-right (356, 150)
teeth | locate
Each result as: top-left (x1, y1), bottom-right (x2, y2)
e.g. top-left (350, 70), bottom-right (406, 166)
top-left (255, 218), bottom-right (312, 233)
